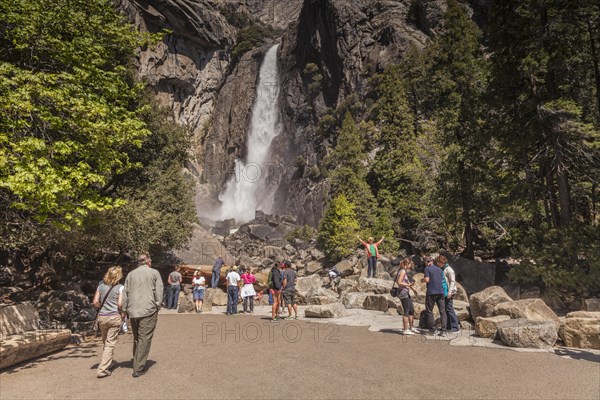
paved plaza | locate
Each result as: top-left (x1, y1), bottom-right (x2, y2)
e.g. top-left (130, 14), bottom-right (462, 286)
top-left (1, 307), bottom-right (599, 399)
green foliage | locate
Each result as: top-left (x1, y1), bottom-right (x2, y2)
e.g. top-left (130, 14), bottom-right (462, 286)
top-left (508, 227), bottom-right (600, 295)
top-left (318, 194), bottom-right (360, 262)
top-left (231, 23), bottom-right (280, 65)
top-left (0, 0), bottom-right (196, 260)
top-left (286, 225), bottom-right (317, 242)
top-left (0, 0), bottom-right (161, 230)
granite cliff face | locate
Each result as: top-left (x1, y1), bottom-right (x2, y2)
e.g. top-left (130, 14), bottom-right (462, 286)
top-left (118, 0), bottom-right (485, 226)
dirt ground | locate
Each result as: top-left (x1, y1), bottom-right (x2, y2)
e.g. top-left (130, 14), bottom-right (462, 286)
top-left (1, 313), bottom-right (599, 399)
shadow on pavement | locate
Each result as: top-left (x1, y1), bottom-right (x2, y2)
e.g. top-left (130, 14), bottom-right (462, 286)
top-left (554, 348), bottom-right (600, 363)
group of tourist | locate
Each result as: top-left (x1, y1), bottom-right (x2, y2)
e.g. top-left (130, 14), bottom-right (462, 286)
top-left (393, 254), bottom-right (460, 335)
top-left (91, 241), bottom-right (458, 380)
top-left (93, 254), bottom-right (162, 379)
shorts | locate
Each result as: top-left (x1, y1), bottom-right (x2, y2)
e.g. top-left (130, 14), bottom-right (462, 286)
top-left (282, 291), bottom-right (296, 306)
top-left (193, 288), bottom-right (205, 300)
top-left (400, 297), bottom-right (414, 316)
top-left (269, 289), bottom-right (281, 296)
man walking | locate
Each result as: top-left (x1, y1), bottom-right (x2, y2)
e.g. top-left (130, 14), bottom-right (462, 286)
top-left (438, 255), bottom-right (460, 332)
top-left (166, 265), bottom-right (182, 310)
top-left (211, 255), bottom-right (224, 288)
top-left (225, 265), bottom-right (241, 315)
top-left (281, 259), bottom-right (298, 320)
top-left (123, 254), bottom-right (163, 377)
top-left (421, 256), bottom-right (447, 334)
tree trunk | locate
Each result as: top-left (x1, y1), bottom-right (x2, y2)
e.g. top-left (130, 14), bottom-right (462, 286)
top-left (555, 146), bottom-right (572, 226)
top-left (544, 158), bottom-right (561, 229)
top-left (523, 149), bottom-right (542, 229)
top-left (459, 160), bottom-right (474, 260)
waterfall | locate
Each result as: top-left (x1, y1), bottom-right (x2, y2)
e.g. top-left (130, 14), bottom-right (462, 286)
top-left (218, 44), bottom-right (280, 222)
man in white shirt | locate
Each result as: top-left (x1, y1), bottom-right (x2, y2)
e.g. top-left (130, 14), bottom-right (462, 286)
top-left (226, 266), bottom-right (241, 315)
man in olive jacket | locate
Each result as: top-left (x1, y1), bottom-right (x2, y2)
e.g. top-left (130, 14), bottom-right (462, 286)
top-left (123, 254), bottom-right (163, 377)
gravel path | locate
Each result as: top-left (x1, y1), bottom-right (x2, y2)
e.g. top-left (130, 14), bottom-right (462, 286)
top-left (1, 310), bottom-right (598, 399)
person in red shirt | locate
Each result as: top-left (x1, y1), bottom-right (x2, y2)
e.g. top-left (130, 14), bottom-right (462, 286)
top-left (240, 267), bottom-right (257, 314)
top-left (357, 235), bottom-right (384, 278)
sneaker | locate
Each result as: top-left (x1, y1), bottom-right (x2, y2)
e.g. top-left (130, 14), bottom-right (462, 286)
top-left (403, 330), bottom-right (415, 335)
top-left (97, 372), bottom-right (111, 379)
top-left (271, 317), bottom-right (280, 322)
top-left (411, 327), bottom-right (420, 333)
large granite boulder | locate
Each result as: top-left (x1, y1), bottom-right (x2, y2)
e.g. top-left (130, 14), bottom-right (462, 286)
top-left (453, 300), bottom-right (471, 321)
top-left (304, 303), bottom-right (348, 318)
top-left (333, 259), bottom-right (355, 277)
top-left (296, 274), bottom-right (323, 303)
top-left (305, 261), bottom-right (324, 274)
top-left (306, 287), bottom-right (340, 305)
top-left (356, 277), bottom-right (393, 294)
top-left (342, 292), bottom-right (369, 309)
top-left (470, 286), bottom-right (513, 321)
top-left (48, 300), bottom-right (74, 322)
top-left (492, 298), bottom-right (560, 329)
top-left (454, 282), bottom-right (469, 303)
top-left (475, 315), bottom-right (511, 338)
top-left (558, 311), bottom-right (600, 349)
top-left (263, 245), bottom-right (286, 260)
top-left (178, 294), bottom-right (196, 313)
top-left (497, 318), bottom-right (558, 349)
top-left (205, 288), bottom-right (228, 306)
top-left (363, 294), bottom-right (399, 312)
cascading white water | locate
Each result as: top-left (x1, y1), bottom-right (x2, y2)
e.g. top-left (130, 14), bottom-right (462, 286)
top-left (218, 44), bottom-right (280, 222)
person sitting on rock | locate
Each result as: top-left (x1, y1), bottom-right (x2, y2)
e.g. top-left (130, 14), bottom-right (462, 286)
top-left (192, 269), bottom-right (205, 313)
top-left (328, 267), bottom-right (341, 291)
top-left (357, 235), bottom-right (384, 278)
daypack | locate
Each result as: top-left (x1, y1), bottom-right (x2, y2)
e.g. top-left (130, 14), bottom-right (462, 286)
top-left (268, 270), bottom-right (273, 287)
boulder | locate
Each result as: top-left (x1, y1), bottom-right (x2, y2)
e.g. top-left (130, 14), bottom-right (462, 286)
top-left (336, 278), bottom-right (357, 293)
top-left (470, 286), bottom-right (513, 321)
top-left (333, 259), bottom-right (355, 277)
top-left (452, 300), bottom-right (471, 321)
top-left (356, 277), bottom-right (393, 294)
top-left (304, 303), bottom-right (348, 318)
top-left (205, 288), bottom-right (228, 306)
top-left (497, 318), bottom-right (558, 349)
top-left (178, 294), bottom-right (196, 313)
top-left (454, 282), bottom-right (469, 303)
top-left (342, 292), bottom-right (369, 309)
top-left (584, 298), bottom-right (600, 312)
top-left (384, 308), bottom-right (399, 316)
top-left (363, 294), bottom-right (399, 312)
top-left (48, 300), bottom-right (73, 322)
top-left (411, 273), bottom-right (427, 303)
top-left (442, 253), bottom-right (496, 294)
top-left (492, 298), bottom-right (560, 329)
top-left (306, 287), bottom-right (340, 305)
top-left (460, 320), bottom-right (475, 331)
top-left (264, 245), bottom-right (286, 260)
top-left (558, 311), bottom-right (600, 349)
top-left (375, 271), bottom-right (392, 280)
top-left (541, 293), bottom-right (567, 315)
top-left (309, 248), bottom-right (325, 260)
top-left (296, 274), bottom-right (323, 303)
top-left (475, 315), bottom-right (511, 338)
top-left (305, 261), bottom-right (324, 274)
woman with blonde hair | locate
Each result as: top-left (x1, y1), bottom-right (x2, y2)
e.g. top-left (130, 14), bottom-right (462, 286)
top-left (395, 258), bottom-right (418, 335)
top-left (93, 266), bottom-right (125, 378)
top-left (192, 268), bottom-right (206, 313)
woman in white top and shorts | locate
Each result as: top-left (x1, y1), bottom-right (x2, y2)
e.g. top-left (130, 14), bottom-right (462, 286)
top-left (192, 269), bottom-right (205, 313)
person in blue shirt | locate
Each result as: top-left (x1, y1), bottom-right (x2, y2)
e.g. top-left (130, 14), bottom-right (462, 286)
top-left (421, 256), bottom-right (447, 334)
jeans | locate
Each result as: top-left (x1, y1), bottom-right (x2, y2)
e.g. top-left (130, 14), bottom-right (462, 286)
top-left (227, 286), bottom-right (239, 314)
top-left (445, 297), bottom-right (460, 331)
top-left (211, 269), bottom-right (220, 288)
top-left (367, 256), bottom-right (377, 278)
top-left (166, 285), bottom-right (181, 310)
top-left (425, 294), bottom-right (447, 330)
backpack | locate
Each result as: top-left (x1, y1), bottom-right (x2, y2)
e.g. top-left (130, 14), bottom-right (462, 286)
top-left (268, 270), bottom-right (273, 287)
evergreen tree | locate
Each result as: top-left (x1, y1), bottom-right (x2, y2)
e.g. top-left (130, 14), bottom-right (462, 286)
top-left (327, 112), bottom-right (377, 230)
top-left (421, 0), bottom-right (490, 259)
top-left (318, 194), bottom-right (360, 263)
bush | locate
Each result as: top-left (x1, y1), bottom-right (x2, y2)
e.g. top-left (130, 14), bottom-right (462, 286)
top-left (287, 225), bottom-right (317, 242)
top-left (318, 194), bottom-right (360, 262)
